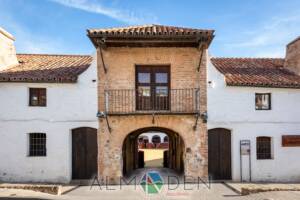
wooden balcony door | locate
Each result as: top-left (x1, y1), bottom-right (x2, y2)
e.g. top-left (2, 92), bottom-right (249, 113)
top-left (136, 65), bottom-right (170, 111)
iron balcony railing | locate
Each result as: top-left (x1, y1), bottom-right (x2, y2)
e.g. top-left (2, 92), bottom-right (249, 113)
top-left (104, 88), bottom-right (200, 114)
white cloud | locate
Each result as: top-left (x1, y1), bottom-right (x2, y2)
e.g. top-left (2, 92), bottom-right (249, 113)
top-left (223, 13), bottom-right (300, 57)
top-left (50, 0), bottom-right (157, 24)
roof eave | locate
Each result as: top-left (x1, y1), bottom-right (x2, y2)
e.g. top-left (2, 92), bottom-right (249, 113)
top-left (226, 82), bottom-right (300, 89)
top-left (87, 34), bottom-right (214, 48)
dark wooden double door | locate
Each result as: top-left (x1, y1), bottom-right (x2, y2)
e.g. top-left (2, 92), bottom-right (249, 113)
top-left (72, 127), bottom-right (97, 179)
top-left (208, 128), bottom-right (232, 180)
top-left (136, 65), bottom-right (170, 110)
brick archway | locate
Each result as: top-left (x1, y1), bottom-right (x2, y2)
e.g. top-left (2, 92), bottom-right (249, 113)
top-left (98, 115), bottom-right (208, 183)
top-left (122, 127), bottom-right (185, 176)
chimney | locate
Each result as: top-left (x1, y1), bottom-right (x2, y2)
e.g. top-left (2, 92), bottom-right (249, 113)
top-left (0, 27), bottom-right (18, 70)
top-left (284, 36), bottom-right (300, 75)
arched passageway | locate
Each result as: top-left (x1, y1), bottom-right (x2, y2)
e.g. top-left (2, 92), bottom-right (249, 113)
top-left (151, 135), bottom-right (161, 147)
top-left (122, 127), bottom-right (185, 176)
top-left (164, 136), bottom-right (169, 142)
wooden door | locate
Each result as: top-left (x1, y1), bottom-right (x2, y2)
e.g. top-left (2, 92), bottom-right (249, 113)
top-left (136, 66), bottom-right (170, 110)
top-left (208, 128), bottom-right (231, 180)
top-left (72, 127), bottom-right (97, 179)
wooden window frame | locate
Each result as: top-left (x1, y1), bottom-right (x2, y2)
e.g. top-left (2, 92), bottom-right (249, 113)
top-left (255, 93), bottom-right (271, 110)
top-left (256, 136), bottom-right (272, 160)
top-left (29, 88), bottom-right (47, 107)
top-left (135, 65), bottom-right (170, 111)
top-left (28, 133), bottom-right (47, 157)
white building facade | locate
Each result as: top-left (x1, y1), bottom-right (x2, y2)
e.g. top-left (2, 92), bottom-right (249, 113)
top-left (0, 58), bottom-right (98, 183)
top-left (0, 29), bottom-right (98, 183)
top-left (207, 55), bottom-right (300, 182)
top-left (1, 26), bottom-right (300, 183)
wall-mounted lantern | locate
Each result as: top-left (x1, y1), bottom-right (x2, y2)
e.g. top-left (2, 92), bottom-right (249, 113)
top-left (200, 111), bottom-right (208, 123)
top-left (97, 111), bottom-right (106, 118)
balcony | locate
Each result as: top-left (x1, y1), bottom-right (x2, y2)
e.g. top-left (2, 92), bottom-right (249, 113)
top-left (104, 88), bottom-right (200, 115)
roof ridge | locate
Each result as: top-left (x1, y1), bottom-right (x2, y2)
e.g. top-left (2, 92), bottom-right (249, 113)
top-left (88, 24), bottom-right (214, 32)
top-left (152, 24), bottom-right (214, 31)
top-left (88, 24), bottom-right (155, 30)
top-left (16, 53), bottom-right (91, 57)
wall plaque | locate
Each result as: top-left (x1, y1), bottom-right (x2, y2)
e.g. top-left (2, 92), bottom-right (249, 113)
top-left (282, 135), bottom-right (300, 147)
top-left (240, 140), bottom-right (251, 155)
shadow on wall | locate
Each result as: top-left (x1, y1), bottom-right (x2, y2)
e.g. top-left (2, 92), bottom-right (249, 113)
top-left (144, 158), bottom-right (164, 167)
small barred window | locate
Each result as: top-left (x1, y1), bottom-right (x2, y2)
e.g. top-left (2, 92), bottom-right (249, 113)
top-left (29, 133), bottom-right (46, 156)
top-left (256, 137), bottom-right (272, 160)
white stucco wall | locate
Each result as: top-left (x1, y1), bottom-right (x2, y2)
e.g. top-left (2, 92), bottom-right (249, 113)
top-left (0, 27), bottom-right (18, 70)
top-left (207, 54), bottom-right (300, 182)
top-left (0, 53), bottom-right (98, 183)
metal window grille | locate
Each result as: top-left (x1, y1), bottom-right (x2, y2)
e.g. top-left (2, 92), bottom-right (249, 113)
top-left (29, 133), bottom-right (47, 156)
top-left (256, 137), bottom-right (271, 159)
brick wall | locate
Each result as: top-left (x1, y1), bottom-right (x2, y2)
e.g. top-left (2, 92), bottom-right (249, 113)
top-left (97, 47), bottom-right (208, 182)
top-left (285, 37), bottom-right (300, 75)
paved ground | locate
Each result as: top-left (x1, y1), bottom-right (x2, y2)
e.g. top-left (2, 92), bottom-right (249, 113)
top-left (1, 184), bottom-right (300, 200)
top-left (225, 182), bottom-right (300, 195)
top-left (124, 167), bottom-right (183, 183)
top-left (139, 149), bottom-right (165, 167)
top-left (1, 168), bottom-right (300, 200)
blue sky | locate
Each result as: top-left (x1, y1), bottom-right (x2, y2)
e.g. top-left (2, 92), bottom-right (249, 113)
top-left (1, 0), bottom-right (300, 57)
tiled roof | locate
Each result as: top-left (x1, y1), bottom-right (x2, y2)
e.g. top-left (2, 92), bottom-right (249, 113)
top-left (87, 24), bottom-right (215, 48)
top-left (0, 54), bottom-right (92, 83)
top-left (87, 24), bottom-right (214, 37)
top-left (211, 57), bottom-right (300, 88)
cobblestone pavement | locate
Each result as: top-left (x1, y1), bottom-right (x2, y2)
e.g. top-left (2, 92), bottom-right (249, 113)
top-left (1, 168), bottom-right (300, 200)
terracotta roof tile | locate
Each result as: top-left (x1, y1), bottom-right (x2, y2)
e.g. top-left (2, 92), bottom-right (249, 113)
top-left (87, 24), bottom-right (215, 47)
top-left (211, 57), bottom-right (300, 88)
top-left (0, 54), bottom-right (92, 83)
top-left (88, 24), bottom-right (214, 37)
